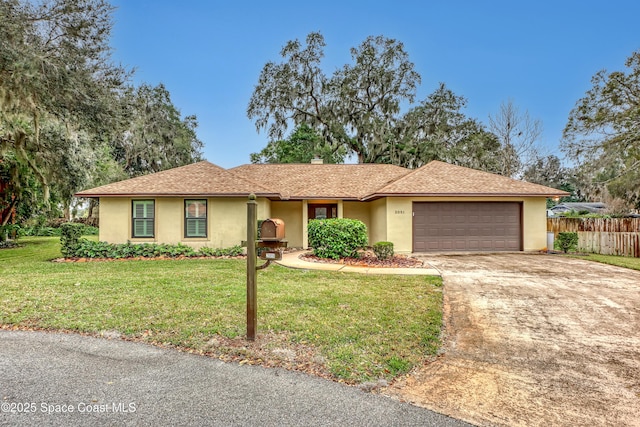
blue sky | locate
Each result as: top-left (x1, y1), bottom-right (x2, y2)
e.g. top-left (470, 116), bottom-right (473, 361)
top-left (109, 0), bottom-right (640, 168)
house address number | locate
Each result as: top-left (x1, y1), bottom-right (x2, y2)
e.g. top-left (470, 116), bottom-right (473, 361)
top-left (394, 210), bottom-right (405, 214)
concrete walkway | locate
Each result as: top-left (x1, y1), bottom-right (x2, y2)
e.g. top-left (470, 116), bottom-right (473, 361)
top-left (276, 251), bottom-right (441, 276)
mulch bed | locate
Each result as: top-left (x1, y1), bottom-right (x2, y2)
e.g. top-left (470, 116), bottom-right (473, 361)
top-left (300, 253), bottom-right (424, 268)
top-left (51, 255), bottom-right (246, 263)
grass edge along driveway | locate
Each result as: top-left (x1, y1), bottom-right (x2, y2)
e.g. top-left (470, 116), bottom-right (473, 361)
top-left (0, 237), bottom-right (443, 384)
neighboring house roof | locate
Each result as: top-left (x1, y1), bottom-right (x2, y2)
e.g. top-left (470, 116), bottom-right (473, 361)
top-left (75, 161), bottom-right (278, 198)
top-left (550, 202), bottom-right (607, 213)
top-left (364, 161), bottom-right (569, 199)
top-left (75, 160), bottom-right (570, 200)
top-left (229, 163), bottom-right (408, 200)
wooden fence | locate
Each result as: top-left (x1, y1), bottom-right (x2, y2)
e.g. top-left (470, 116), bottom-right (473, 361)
top-left (547, 218), bottom-right (640, 257)
top-left (577, 232), bottom-right (640, 257)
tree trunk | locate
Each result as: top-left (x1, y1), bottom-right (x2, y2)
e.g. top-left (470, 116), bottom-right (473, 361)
top-left (1, 197), bottom-right (18, 226)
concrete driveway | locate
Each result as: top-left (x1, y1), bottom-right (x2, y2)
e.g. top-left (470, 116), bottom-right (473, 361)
top-left (388, 254), bottom-right (640, 427)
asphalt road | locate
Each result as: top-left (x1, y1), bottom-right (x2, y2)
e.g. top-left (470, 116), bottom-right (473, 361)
top-left (0, 330), bottom-right (471, 427)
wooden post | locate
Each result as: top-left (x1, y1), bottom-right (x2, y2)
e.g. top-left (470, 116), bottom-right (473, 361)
top-left (246, 194), bottom-right (257, 341)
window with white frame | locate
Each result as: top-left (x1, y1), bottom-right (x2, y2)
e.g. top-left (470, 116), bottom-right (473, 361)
top-left (185, 199), bottom-right (207, 238)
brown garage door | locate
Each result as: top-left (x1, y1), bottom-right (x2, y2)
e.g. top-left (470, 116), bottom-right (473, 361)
top-left (413, 202), bottom-right (522, 252)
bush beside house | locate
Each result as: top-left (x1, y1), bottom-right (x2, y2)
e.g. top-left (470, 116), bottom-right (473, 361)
top-left (373, 241), bottom-right (394, 260)
top-left (308, 218), bottom-right (368, 259)
top-left (66, 240), bottom-right (243, 259)
top-left (555, 232), bottom-right (579, 253)
top-left (60, 223), bottom-right (84, 257)
top-left (60, 222), bottom-right (243, 259)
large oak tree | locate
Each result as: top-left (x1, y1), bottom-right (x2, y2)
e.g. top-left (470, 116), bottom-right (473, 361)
top-left (562, 49), bottom-right (640, 207)
top-left (0, 0), bottom-right (126, 223)
top-left (1, 0), bottom-right (203, 226)
top-left (248, 32), bottom-right (420, 164)
top-left (248, 32), bottom-right (506, 170)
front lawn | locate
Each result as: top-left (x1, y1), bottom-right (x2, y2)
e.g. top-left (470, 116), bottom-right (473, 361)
top-left (0, 237), bottom-right (443, 384)
top-left (573, 253), bottom-right (640, 271)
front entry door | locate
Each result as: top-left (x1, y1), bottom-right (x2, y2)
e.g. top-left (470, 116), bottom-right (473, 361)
top-left (308, 204), bottom-right (338, 220)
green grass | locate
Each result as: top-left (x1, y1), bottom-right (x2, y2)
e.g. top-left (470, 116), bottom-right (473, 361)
top-left (0, 237), bottom-right (443, 384)
top-left (572, 253), bottom-right (640, 271)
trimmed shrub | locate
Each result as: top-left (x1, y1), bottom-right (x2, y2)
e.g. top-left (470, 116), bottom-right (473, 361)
top-left (198, 245), bottom-right (243, 257)
top-left (68, 240), bottom-right (243, 259)
top-left (308, 218), bottom-right (368, 259)
top-left (555, 232), bottom-right (579, 253)
top-left (74, 240), bottom-right (116, 258)
top-left (60, 223), bottom-right (85, 257)
top-left (373, 241), bottom-right (394, 260)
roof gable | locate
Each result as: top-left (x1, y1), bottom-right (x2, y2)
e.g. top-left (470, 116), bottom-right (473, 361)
top-left (75, 160), bottom-right (569, 199)
top-left (229, 163), bottom-right (408, 199)
top-left (366, 161), bottom-right (570, 199)
top-left (75, 161), bottom-right (276, 197)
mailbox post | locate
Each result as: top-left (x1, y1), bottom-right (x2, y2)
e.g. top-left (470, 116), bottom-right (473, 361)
top-left (246, 195), bottom-right (258, 341)
top-left (245, 195), bottom-right (287, 341)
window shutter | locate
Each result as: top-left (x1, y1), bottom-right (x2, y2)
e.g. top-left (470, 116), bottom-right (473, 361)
top-left (185, 200), bottom-right (207, 237)
top-left (135, 203), bottom-right (145, 218)
top-left (187, 219), bottom-right (196, 236)
top-left (134, 201), bottom-right (154, 219)
top-left (186, 218), bottom-right (206, 237)
top-left (196, 218), bottom-right (205, 236)
top-left (135, 219), bottom-right (150, 237)
top-left (132, 201), bottom-right (154, 237)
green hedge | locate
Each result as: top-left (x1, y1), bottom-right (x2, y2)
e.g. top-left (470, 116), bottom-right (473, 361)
top-left (307, 218), bottom-right (368, 259)
top-left (63, 239), bottom-right (243, 259)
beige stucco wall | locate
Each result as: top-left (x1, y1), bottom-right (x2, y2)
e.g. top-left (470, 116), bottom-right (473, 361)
top-left (384, 196), bottom-right (549, 253)
top-left (99, 195), bottom-right (549, 253)
top-left (369, 198), bottom-right (387, 245)
top-left (99, 197), bottom-right (131, 243)
top-left (99, 197), bottom-right (265, 250)
top-left (207, 198), bottom-right (255, 249)
top-left (522, 198), bottom-right (548, 250)
top-left (157, 198), bottom-right (183, 244)
top-left (257, 198), bottom-right (271, 220)
top-left (271, 201), bottom-right (303, 248)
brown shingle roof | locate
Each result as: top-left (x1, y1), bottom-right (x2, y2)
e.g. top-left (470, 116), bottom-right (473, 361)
top-left (229, 163), bottom-right (408, 200)
top-left (365, 160), bottom-right (570, 199)
top-left (75, 160), bottom-right (569, 199)
top-left (75, 161), bottom-right (277, 197)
